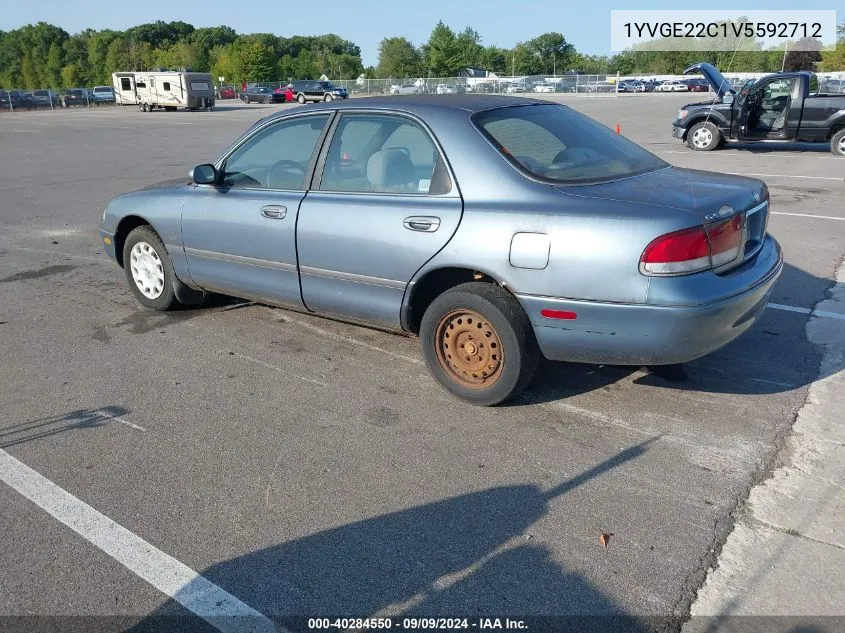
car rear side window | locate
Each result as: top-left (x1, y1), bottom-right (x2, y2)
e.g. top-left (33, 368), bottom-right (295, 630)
top-left (222, 115), bottom-right (330, 190)
top-left (473, 104), bottom-right (667, 185)
top-left (319, 115), bottom-right (451, 195)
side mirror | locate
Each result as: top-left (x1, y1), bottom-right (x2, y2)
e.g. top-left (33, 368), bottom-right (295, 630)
top-left (190, 164), bottom-right (217, 185)
top-left (722, 94), bottom-right (734, 105)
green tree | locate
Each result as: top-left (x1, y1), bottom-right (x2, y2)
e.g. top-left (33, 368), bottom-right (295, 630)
top-left (105, 38), bottom-right (133, 77)
top-left (243, 41), bottom-right (276, 82)
top-left (61, 63), bottom-right (82, 87)
top-left (377, 36), bottom-right (422, 78)
top-left (46, 41), bottom-right (63, 87)
top-left (818, 23), bottom-right (845, 71)
top-left (781, 37), bottom-right (823, 72)
top-left (423, 22), bottom-right (459, 76)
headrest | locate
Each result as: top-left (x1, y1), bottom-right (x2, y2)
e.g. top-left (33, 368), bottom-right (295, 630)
top-left (367, 149), bottom-right (414, 191)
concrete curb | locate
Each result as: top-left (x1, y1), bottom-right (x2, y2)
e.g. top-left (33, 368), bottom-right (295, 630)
top-left (683, 258), bottom-right (845, 630)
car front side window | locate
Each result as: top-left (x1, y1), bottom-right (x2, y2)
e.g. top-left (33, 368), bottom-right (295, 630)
top-left (222, 115), bottom-right (330, 190)
top-left (319, 115), bottom-right (451, 195)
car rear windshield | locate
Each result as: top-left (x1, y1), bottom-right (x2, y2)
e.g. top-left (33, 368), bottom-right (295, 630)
top-left (472, 104), bottom-right (667, 185)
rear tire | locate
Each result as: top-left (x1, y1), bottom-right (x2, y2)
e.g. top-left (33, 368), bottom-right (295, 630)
top-left (687, 121), bottom-right (721, 151)
top-left (122, 226), bottom-right (180, 311)
top-left (831, 128), bottom-right (845, 156)
top-left (297, 93), bottom-right (306, 104)
top-left (420, 282), bottom-right (539, 406)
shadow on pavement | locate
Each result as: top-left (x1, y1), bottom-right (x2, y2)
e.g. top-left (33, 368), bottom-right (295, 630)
top-left (0, 406), bottom-right (130, 449)
top-left (124, 440), bottom-right (658, 633)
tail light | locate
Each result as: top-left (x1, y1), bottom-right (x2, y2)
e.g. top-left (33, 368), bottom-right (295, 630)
top-left (640, 215), bottom-right (744, 276)
top-left (708, 215), bottom-right (744, 268)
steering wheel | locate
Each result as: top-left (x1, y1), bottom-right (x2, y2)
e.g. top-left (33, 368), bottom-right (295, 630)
top-left (269, 159), bottom-right (306, 174)
top-left (384, 147), bottom-right (411, 158)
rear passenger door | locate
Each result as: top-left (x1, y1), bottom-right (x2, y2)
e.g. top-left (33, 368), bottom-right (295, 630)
top-left (296, 113), bottom-right (463, 328)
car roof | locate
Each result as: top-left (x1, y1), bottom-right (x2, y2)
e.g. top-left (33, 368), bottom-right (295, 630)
top-left (280, 94), bottom-right (550, 116)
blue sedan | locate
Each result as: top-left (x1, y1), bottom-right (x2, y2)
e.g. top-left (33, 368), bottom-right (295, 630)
top-left (100, 95), bottom-right (783, 405)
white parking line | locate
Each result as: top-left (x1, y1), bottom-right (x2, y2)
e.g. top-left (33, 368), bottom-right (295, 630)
top-left (768, 303), bottom-right (845, 321)
top-left (0, 449), bottom-right (277, 633)
top-left (770, 211), bottom-right (845, 221)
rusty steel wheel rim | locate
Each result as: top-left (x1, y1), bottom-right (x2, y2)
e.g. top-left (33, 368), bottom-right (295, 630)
top-left (434, 309), bottom-right (503, 389)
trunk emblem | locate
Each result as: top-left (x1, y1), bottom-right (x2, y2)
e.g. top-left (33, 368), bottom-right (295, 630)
top-left (705, 206), bottom-right (735, 222)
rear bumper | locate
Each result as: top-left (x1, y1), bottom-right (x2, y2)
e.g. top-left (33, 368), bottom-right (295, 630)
top-left (517, 236), bottom-right (783, 366)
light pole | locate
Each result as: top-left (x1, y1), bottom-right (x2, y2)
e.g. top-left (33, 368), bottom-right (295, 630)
top-left (512, 50), bottom-right (515, 78)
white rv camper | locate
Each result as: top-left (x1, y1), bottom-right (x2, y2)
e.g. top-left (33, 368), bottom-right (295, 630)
top-left (112, 71), bottom-right (216, 111)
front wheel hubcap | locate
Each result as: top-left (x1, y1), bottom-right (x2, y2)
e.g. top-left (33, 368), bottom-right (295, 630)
top-left (129, 241), bottom-right (165, 299)
top-left (693, 128), bottom-right (713, 148)
top-left (838, 136), bottom-right (845, 155)
top-left (434, 309), bottom-right (503, 389)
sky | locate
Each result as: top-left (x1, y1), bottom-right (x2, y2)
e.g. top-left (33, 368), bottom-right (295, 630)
top-left (1, 0), bottom-right (839, 67)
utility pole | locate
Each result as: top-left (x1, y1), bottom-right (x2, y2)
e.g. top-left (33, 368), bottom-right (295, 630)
top-left (553, 53), bottom-right (556, 78)
top-left (781, 41), bottom-right (788, 72)
top-left (512, 51), bottom-right (515, 78)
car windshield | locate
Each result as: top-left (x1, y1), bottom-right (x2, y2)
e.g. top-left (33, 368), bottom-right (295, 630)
top-left (473, 104), bottom-right (667, 185)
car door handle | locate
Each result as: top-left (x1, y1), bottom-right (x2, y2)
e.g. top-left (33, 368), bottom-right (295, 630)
top-left (260, 205), bottom-right (286, 219)
top-left (403, 216), bottom-right (440, 232)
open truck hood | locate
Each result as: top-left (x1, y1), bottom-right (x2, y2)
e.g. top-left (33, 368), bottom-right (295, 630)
top-left (684, 62), bottom-right (735, 98)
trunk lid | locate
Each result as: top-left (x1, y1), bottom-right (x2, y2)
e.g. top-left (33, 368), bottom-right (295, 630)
top-left (557, 166), bottom-right (769, 271)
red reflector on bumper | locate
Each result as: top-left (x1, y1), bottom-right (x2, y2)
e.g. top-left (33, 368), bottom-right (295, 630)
top-left (541, 309), bottom-right (577, 320)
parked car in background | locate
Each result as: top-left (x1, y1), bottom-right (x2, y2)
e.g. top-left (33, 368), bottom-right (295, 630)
top-left (0, 90), bottom-right (35, 109)
top-left (533, 83), bottom-right (555, 93)
top-left (683, 78), bottom-right (710, 93)
top-left (291, 80), bottom-right (349, 103)
top-left (62, 89), bottom-right (89, 107)
top-left (240, 86), bottom-right (285, 104)
top-left (656, 80), bottom-right (689, 92)
top-left (100, 95), bottom-right (782, 406)
top-left (436, 84), bottom-right (457, 94)
top-left (32, 89), bottom-right (61, 107)
top-left (274, 85), bottom-right (295, 101)
top-left (674, 62), bottom-right (845, 155)
top-left (92, 86), bottom-right (116, 103)
top-left (617, 80), bottom-right (644, 93)
top-left (819, 78), bottom-right (844, 94)
top-left (391, 83), bottom-right (420, 95)
top-left (505, 83), bottom-right (527, 93)
top-left (217, 86), bottom-right (236, 99)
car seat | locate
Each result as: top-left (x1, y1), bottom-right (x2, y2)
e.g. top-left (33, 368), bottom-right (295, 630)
top-left (366, 148), bottom-right (416, 193)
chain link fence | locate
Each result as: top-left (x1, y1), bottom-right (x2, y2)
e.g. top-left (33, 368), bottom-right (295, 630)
top-left (0, 87), bottom-right (120, 111)
top-left (5, 72), bottom-right (843, 112)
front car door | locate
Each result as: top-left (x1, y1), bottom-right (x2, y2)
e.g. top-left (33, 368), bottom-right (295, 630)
top-left (737, 76), bottom-right (796, 140)
top-left (180, 113), bottom-right (332, 306)
top-left (297, 112), bottom-right (463, 328)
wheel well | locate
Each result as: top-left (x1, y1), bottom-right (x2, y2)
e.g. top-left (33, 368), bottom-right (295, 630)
top-left (406, 268), bottom-right (500, 334)
top-left (827, 122), bottom-right (845, 140)
top-left (113, 215), bottom-right (150, 268)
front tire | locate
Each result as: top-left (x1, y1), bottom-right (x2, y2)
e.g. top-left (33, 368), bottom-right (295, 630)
top-left (297, 93), bottom-right (306, 104)
top-left (420, 282), bottom-right (539, 406)
top-left (687, 121), bottom-right (721, 151)
top-left (831, 128), bottom-right (845, 156)
top-left (324, 94), bottom-right (333, 102)
top-left (123, 226), bottom-right (179, 311)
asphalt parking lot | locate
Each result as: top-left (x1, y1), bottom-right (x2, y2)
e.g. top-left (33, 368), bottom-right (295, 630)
top-left (1, 94), bottom-right (843, 632)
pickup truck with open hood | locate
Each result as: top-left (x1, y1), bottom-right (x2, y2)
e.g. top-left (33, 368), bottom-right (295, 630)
top-left (672, 62), bottom-right (845, 155)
